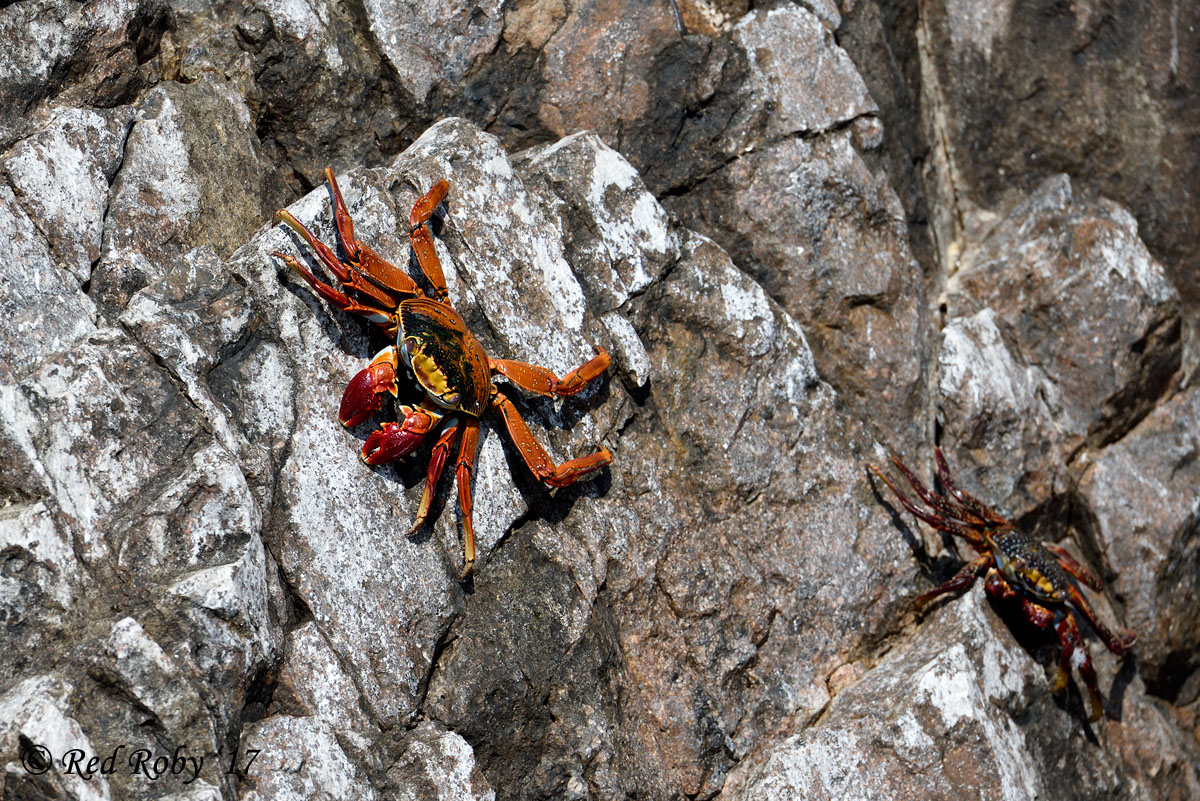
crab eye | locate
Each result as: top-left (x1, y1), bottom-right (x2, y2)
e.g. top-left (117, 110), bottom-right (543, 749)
top-left (400, 337), bottom-right (417, 366)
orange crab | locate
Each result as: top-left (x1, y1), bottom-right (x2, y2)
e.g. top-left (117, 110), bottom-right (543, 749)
top-left (869, 448), bottom-right (1136, 721)
top-left (274, 169), bottom-right (613, 578)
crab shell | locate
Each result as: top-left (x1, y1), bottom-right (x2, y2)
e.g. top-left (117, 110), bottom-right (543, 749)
top-left (398, 298), bottom-right (491, 417)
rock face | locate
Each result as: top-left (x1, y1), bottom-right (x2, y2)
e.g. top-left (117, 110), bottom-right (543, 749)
top-left (1, 1), bottom-right (1198, 801)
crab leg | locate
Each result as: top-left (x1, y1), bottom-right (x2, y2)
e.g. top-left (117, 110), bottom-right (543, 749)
top-left (1043, 542), bottom-right (1104, 591)
top-left (492, 391), bottom-right (613, 488)
top-left (323, 168), bottom-right (424, 299)
top-left (272, 250), bottom-right (395, 327)
top-left (913, 554), bottom-right (992, 609)
top-left (409, 180), bottom-right (451, 303)
top-left (490, 347), bottom-right (611, 397)
top-left (275, 210), bottom-right (402, 313)
top-left (1064, 583), bottom-right (1137, 655)
top-left (867, 464), bottom-right (985, 546)
top-left (454, 417), bottom-right (480, 578)
top-left (887, 454), bottom-right (990, 530)
top-left (934, 448), bottom-right (1007, 525)
top-left (407, 419), bottom-right (462, 535)
top-left (1055, 611), bottom-right (1105, 721)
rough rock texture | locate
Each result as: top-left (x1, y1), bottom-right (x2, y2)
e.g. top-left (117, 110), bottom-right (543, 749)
top-left (2, 0), bottom-right (1199, 800)
top-left (938, 175), bottom-right (1182, 517)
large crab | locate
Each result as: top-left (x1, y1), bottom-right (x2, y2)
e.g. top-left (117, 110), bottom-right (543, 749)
top-left (273, 169), bottom-right (613, 578)
top-left (868, 449), bottom-right (1136, 721)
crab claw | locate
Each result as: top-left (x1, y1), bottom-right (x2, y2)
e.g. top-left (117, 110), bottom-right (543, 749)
top-left (361, 406), bottom-right (440, 465)
top-left (340, 347), bottom-right (400, 427)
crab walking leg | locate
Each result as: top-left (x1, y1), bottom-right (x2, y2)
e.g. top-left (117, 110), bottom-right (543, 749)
top-left (322, 168), bottom-right (425, 299)
top-left (492, 391), bottom-right (613, 488)
top-left (409, 180), bottom-right (451, 302)
top-left (913, 554), bottom-right (992, 609)
top-left (1065, 583), bottom-right (1138, 655)
top-left (454, 417), bottom-right (481, 578)
top-left (886, 454), bottom-right (989, 529)
top-left (1056, 611), bottom-right (1106, 721)
top-left (866, 464), bottom-right (985, 546)
top-left (490, 347), bottom-right (611, 397)
top-left (273, 250), bottom-right (398, 332)
top-left (408, 419), bottom-right (462, 535)
top-left (275, 210), bottom-right (401, 313)
top-left (1043, 542), bottom-right (1105, 591)
top-left (934, 448), bottom-right (1007, 525)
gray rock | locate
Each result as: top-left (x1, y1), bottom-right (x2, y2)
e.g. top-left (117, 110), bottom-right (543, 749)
top-left (239, 715), bottom-right (377, 801)
top-left (94, 77), bottom-right (267, 312)
top-left (1077, 386), bottom-right (1200, 702)
top-left (721, 586), bottom-right (1200, 801)
top-left (384, 721), bottom-right (495, 801)
top-left (2, 106), bottom-right (133, 283)
top-left (939, 175), bottom-right (1182, 515)
top-left (665, 130), bottom-right (931, 456)
top-left (0, 0), bottom-right (166, 150)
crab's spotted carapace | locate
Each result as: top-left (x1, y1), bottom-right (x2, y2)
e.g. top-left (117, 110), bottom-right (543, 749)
top-left (868, 448), bottom-right (1136, 721)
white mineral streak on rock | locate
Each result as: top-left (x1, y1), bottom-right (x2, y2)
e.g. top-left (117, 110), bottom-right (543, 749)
top-left (169, 533), bottom-right (278, 666)
top-left (581, 138), bottom-right (677, 304)
top-left (277, 623), bottom-right (374, 755)
top-left (725, 588), bottom-right (1043, 801)
top-left (363, 0), bottom-right (502, 102)
top-left (241, 716), bottom-right (378, 801)
top-left (3, 108), bottom-right (126, 281)
top-left (464, 427), bottom-right (527, 559)
top-left (279, 388), bottom-right (459, 723)
top-left (0, 5), bottom-right (69, 83)
top-left (0, 186), bottom-right (98, 381)
top-left (118, 248), bottom-right (254, 460)
top-left (0, 501), bottom-right (78, 610)
top-left (102, 617), bottom-right (210, 736)
top-left (393, 723), bottom-right (495, 801)
top-left (0, 676), bottom-right (112, 801)
top-left (912, 596), bottom-right (1040, 801)
top-left (733, 6), bottom-right (876, 138)
top-left (111, 92), bottom-right (200, 228)
top-left (781, 316), bottom-right (819, 407)
top-left (939, 308), bottom-right (1027, 411)
top-left (601, 311), bottom-right (651, 387)
top-left (15, 336), bottom-right (158, 565)
top-left (258, 0), bottom-right (343, 69)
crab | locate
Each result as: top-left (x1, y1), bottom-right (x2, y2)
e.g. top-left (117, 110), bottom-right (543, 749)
top-left (273, 169), bottom-right (613, 578)
top-left (868, 448), bottom-right (1136, 721)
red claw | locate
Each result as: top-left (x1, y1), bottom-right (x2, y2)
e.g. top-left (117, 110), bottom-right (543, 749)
top-left (340, 349), bottom-right (400, 427)
top-left (360, 406), bottom-right (440, 465)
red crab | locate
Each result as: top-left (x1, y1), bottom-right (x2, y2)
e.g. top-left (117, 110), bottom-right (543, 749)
top-left (868, 449), bottom-right (1136, 721)
top-left (273, 169), bottom-right (613, 578)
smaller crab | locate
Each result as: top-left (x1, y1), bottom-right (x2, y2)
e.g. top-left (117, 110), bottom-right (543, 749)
top-left (868, 449), bottom-right (1136, 721)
